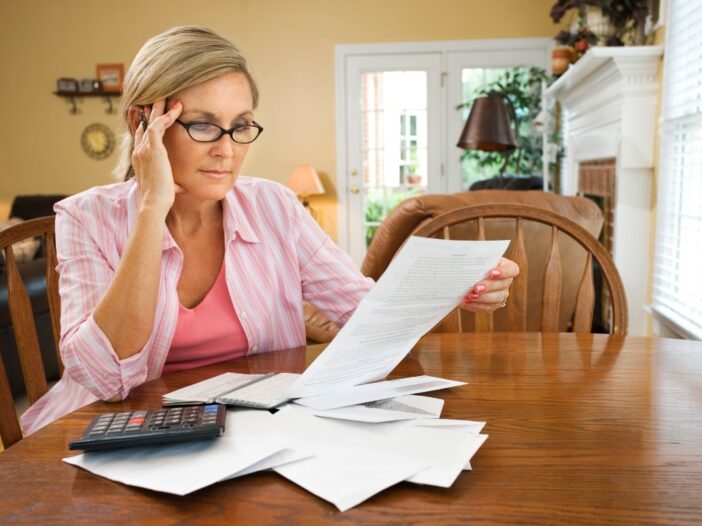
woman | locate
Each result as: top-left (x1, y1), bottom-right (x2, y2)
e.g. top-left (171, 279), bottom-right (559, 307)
top-left (21, 26), bottom-right (518, 435)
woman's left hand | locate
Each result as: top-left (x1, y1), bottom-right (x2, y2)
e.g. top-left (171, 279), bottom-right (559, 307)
top-left (460, 257), bottom-right (520, 312)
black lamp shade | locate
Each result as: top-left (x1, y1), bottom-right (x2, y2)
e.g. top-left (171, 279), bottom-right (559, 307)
top-left (457, 95), bottom-right (517, 151)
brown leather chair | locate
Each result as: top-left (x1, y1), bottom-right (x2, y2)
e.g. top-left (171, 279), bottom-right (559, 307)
top-left (0, 216), bottom-right (62, 449)
top-left (304, 190), bottom-right (606, 342)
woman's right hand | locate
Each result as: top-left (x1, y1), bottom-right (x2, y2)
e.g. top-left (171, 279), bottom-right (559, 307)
top-left (131, 99), bottom-right (184, 216)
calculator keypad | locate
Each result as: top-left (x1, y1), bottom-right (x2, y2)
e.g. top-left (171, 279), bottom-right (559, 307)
top-left (70, 405), bottom-right (226, 451)
top-left (87, 407), bottom-right (219, 436)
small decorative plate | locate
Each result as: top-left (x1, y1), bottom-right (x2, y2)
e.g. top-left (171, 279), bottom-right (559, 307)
top-left (81, 123), bottom-right (115, 160)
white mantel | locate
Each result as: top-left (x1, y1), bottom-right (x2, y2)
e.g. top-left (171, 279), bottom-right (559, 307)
top-left (544, 46), bottom-right (663, 336)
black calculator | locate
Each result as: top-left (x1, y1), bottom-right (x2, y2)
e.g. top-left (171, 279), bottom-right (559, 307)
top-left (68, 404), bottom-right (226, 451)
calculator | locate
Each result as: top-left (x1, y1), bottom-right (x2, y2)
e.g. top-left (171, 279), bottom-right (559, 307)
top-left (68, 405), bottom-right (226, 452)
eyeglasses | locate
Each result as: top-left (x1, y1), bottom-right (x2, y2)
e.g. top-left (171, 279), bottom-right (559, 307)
top-left (175, 119), bottom-right (264, 144)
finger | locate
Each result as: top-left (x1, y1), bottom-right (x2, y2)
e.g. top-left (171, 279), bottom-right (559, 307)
top-left (149, 99), bottom-right (165, 120)
top-left (469, 278), bottom-right (513, 296)
top-left (468, 289), bottom-right (508, 306)
top-left (146, 100), bottom-right (182, 135)
top-left (133, 118), bottom-right (145, 144)
top-left (163, 100), bottom-right (183, 127)
top-left (488, 257), bottom-right (520, 280)
top-left (462, 287), bottom-right (508, 305)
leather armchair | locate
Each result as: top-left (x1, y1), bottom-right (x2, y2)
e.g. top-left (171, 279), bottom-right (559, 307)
top-left (305, 190), bottom-right (604, 342)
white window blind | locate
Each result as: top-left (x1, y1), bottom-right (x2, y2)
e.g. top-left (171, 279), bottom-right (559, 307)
top-left (652, 0), bottom-right (702, 339)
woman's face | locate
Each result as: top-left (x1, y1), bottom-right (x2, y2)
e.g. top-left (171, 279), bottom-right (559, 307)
top-left (162, 72), bottom-right (255, 202)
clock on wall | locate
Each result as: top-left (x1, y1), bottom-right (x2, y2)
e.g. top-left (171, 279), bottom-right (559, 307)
top-left (81, 123), bottom-right (115, 160)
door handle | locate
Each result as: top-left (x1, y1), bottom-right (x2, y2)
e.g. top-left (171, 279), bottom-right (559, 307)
top-left (349, 186), bottom-right (360, 194)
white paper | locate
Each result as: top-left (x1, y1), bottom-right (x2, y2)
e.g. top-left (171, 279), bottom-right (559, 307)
top-left (405, 432), bottom-right (487, 486)
top-left (412, 419), bottom-right (485, 431)
top-left (287, 237), bottom-right (508, 398)
top-left (296, 395), bottom-right (444, 423)
top-left (272, 407), bottom-right (427, 511)
top-left (294, 376), bottom-right (465, 411)
top-left (163, 372), bottom-right (270, 404)
top-left (413, 418), bottom-right (485, 471)
top-left (216, 372), bottom-right (300, 408)
top-left (272, 405), bottom-right (488, 510)
top-left (363, 394), bottom-right (444, 416)
top-left (63, 409), bottom-right (294, 495)
top-left (405, 420), bottom-right (485, 470)
top-left (222, 410), bottom-right (312, 478)
top-left (408, 419), bottom-right (486, 472)
top-left (229, 448), bottom-right (311, 478)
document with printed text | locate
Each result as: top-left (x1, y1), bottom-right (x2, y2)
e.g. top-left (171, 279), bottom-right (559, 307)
top-left (287, 236), bottom-right (509, 398)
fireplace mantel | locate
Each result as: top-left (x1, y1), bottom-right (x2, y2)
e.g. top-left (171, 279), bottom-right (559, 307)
top-left (544, 46), bottom-right (663, 336)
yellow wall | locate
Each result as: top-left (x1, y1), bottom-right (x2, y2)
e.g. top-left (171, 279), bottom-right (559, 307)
top-left (0, 0), bottom-right (557, 236)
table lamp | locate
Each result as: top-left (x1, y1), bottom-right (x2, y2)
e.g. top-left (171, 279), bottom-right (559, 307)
top-left (456, 94), bottom-right (518, 177)
top-left (287, 164), bottom-right (325, 217)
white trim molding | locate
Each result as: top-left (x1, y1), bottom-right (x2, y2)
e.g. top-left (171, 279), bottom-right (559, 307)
top-left (544, 46), bottom-right (663, 336)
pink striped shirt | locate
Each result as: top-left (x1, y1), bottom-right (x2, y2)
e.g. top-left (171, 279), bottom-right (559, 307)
top-left (21, 177), bottom-right (373, 435)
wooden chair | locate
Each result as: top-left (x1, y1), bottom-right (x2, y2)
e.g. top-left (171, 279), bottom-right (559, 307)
top-left (304, 190), bottom-right (606, 343)
top-left (0, 216), bottom-right (62, 448)
top-left (412, 204), bottom-right (628, 335)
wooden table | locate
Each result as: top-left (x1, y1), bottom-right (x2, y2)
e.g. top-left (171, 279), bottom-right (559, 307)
top-left (1, 333), bottom-right (701, 524)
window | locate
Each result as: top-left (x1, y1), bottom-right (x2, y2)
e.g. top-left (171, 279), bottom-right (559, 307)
top-left (399, 113), bottom-right (420, 185)
top-left (360, 70), bottom-right (429, 248)
top-left (652, 0), bottom-right (702, 339)
top-left (336, 40), bottom-right (551, 262)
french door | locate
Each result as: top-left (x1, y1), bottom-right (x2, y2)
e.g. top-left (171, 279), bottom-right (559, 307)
top-left (336, 40), bottom-right (550, 265)
top-left (340, 53), bottom-right (443, 266)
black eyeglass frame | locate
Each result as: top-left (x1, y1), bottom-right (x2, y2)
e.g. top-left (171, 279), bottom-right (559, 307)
top-left (175, 119), bottom-right (264, 144)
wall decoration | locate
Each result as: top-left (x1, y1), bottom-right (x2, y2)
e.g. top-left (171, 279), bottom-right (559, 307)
top-left (96, 63), bottom-right (124, 93)
top-left (79, 78), bottom-right (103, 93)
top-left (56, 78), bottom-right (79, 93)
top-left (81, 123), bottom-right (115, 160)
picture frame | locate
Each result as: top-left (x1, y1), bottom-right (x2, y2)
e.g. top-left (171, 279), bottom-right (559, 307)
top-left (79, 78), bottom-right (102, 93)
top-left (96, 63), bottom-right (124, 93)
top-left (56, 77), bottom-right (79, 93)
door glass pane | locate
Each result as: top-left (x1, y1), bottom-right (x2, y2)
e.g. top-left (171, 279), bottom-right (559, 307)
top-left (361, 71), bottom-right (427, 247)
top-left (459, 67), bottom-right (513, 190)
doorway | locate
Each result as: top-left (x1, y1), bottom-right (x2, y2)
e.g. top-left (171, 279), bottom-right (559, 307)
top-left (336, 40), bottom-right (550, 265)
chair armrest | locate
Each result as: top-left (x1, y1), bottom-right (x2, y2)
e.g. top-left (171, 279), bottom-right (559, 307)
top-left (303, 302), bottom-right (339, 344)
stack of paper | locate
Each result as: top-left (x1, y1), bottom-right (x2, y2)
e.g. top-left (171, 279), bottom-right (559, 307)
top-left (304, 394), bottom-right (445, 423)
top-left (162, 372), bottom-right (463, 411)
top-left (64, 410), bottom-right (311, 495)
top-left (272, 404), bottom-right (487, 511)
top-left (64, 398), bottom-right (487, 510)
top-left (294, 376), bottom-right (465, 411)
top-left (162, 372), bottom-right (270, 405)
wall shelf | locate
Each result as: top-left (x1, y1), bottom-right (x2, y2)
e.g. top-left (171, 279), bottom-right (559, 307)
top-left (54, 91), bottom-right (121, 115)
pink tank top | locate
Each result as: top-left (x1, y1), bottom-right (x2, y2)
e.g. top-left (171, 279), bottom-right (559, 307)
top-left (164, 263), bottom-right (248, 373)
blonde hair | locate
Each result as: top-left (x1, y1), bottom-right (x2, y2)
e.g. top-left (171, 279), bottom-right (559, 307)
top-left (114, 26), bottom-right (259, 181)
